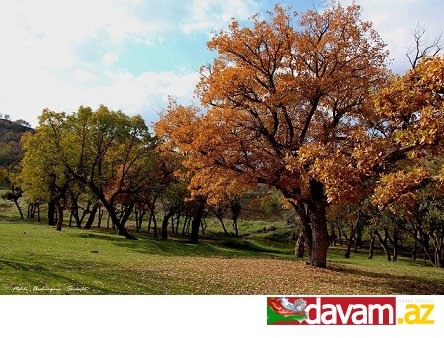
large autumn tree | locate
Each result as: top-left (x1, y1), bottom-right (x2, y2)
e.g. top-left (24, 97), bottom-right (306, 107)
top-left (156, 3), bottom-right (389, 267)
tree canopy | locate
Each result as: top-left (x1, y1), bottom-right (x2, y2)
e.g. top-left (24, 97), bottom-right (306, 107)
top-left (155, 3), bottom-right (444, 268)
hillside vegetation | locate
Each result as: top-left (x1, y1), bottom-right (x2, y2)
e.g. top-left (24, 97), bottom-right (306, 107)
top-left (0, 119), bottom-right (33, 170)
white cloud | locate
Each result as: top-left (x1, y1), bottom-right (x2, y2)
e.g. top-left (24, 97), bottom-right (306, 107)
top-left (3, 0), bottom-right (439, 128)
top-left (181, 0), bottom-right (259, 33)
top-left (102, 52), bottom-right (120, 67)
top-left (87, 71), bottom-right (200, 122)
top-left (73, 69), bottom-right (99, 83)
top-left (0, 0), bottom-right (181, 126)
top-left (0, 0), bottom-right (263, 126)
top-left (0, 65), bottom-right (199, 126)
top-left (344, 0), bottom-right (444, 72)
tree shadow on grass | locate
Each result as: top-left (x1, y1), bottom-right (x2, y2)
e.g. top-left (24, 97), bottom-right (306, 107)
top-left (112, 235), bottom-right (292, 260)
top-left (0, 215), bottom-right (38, 223)
top-left (327, 263), bottom-right (444, 294)
top-left (0, 258), bottom-right (49, 272)
top-left (69, 232), bottom-right (122, 241)
top-left (66, 227), bottom-right (292, 259)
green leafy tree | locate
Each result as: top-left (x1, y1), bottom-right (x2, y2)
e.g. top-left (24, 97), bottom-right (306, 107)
top-left (19, 106), bottom-right (157, 238)
top-left (20, 110), bottom-right (72, 229)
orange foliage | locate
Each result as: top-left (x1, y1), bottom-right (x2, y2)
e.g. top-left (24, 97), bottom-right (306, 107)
top-left (156, 3), bottom-right (389, 208)
top-left (369, 56), bottom-right (444, 212)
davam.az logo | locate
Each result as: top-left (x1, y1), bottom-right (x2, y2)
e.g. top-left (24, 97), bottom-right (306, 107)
top-left (267, 296), bottom-right (434, 325)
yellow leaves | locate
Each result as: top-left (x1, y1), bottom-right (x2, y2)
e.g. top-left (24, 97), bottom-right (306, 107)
top-left (371, 57), bottom-right (444, 215)
top-left (285, 143), bottom-right (327, 172)
top-left (372, 167), bottom-right (431, 216)
top-left (375, 56), bottom-right (444, 127)
top-left (285, 139), bottom-right (385, 204)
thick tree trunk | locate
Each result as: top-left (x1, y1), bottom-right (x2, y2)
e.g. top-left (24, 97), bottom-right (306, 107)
top-left (306, 180), bottom-right (330, 268)
top-left (56, 202), bottom-right (63, 231)
top-left (48, 199), bottom-right (56, 226)
top-left (161, 210), bottom-right (175, 240)
top-left (71, 200), bottom-right (81, 228)
top-left (201, 219), bottom-right (207, 236)
top-left (190, 199), bottom-right (205, 244)
top-left (434, 250), bottom-right (443, 268)
top-left (84, 204), bottom-right (98, 229)
top-left (147, 213), bottom-right (152, 232)
top-left (30, 204), bottom-right (36, 218)
top-left (294, 201), bottom-right (313, 263)
top-left (135, 210), bottom-right (142, 232)
top-left (295, 233), bottom-right (305, 258)
top-left (308, 201), bottom-right (330, 268)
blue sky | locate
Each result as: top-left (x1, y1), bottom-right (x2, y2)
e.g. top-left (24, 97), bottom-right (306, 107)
top-left (0, 0), bottom-right (443, 126)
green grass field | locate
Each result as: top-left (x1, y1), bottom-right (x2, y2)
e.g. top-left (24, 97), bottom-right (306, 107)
top-left (1, 214), bottom-right (443, 295)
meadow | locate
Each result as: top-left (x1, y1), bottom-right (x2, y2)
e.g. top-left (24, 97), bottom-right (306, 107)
top-left (1, 211), bottom-right (443, 295)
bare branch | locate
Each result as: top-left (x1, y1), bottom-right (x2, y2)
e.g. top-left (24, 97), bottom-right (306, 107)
top-left (406, 24), bottom-right (443, 69)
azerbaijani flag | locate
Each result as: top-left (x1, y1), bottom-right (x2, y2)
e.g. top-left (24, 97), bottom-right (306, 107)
top-left (267, 297), bottom-right (307, 325)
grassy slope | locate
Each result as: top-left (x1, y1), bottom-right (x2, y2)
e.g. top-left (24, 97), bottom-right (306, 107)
top-left (1, 218), bottom-right (443, 295)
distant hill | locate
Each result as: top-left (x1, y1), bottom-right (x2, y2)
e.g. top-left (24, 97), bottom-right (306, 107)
top-left (0, 119), bottom-right (34, 169)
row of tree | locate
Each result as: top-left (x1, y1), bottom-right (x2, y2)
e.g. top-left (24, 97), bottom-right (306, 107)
top-left (6, 3), bottom-right (444, 268)
top-left (10, 105), bottom-right (240, 244)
